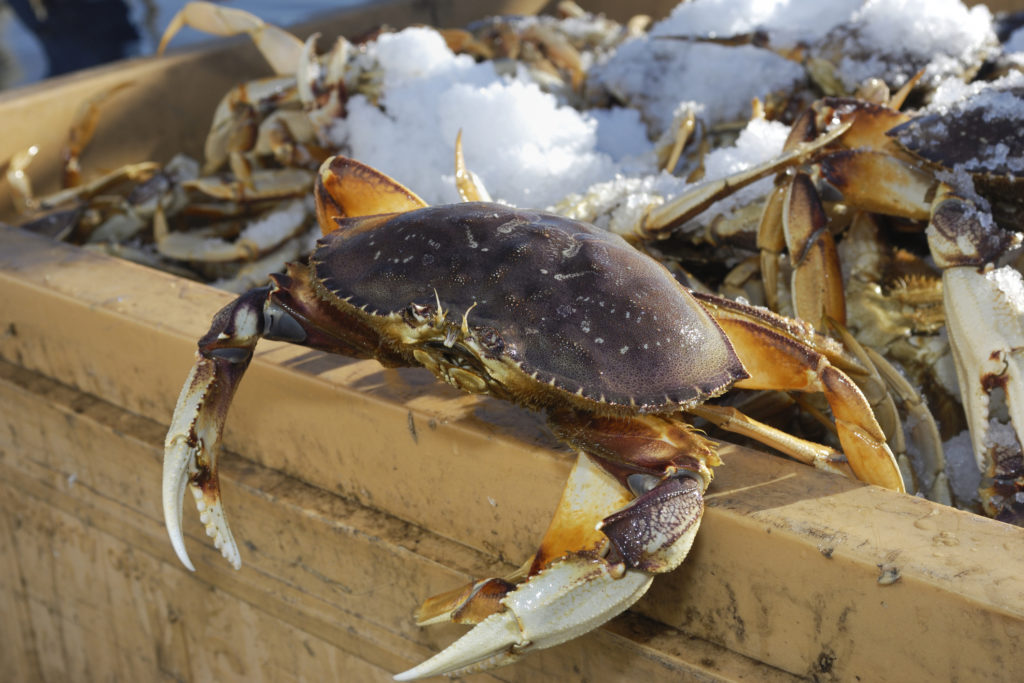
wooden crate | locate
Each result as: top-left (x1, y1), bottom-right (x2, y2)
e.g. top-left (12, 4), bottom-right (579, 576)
top-left (1, 1), bottom-right (1022, 680)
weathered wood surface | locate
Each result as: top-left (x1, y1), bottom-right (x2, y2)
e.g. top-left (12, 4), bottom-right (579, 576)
top-left (0, 359), bottom-right (794, 681)
top-left (2, 225), bottom-right (1022, 681)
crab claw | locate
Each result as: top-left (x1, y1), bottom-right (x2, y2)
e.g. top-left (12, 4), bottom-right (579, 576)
top-left (163, 286), bottom-right (270, 571)
top-left (163, 357), bottom-right (242, 571)
top-left (394, 557), bottom-right (653, 680)
top-left (943, 265), bottom-right (1024, 518)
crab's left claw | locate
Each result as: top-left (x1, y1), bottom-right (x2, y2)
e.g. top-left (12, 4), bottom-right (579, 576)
top-left (163, 356), bottom-right (242, 571)
top-left (394, 557), bottom-right (653, 680)
top-left (398, 417), bottom-right (713, 680)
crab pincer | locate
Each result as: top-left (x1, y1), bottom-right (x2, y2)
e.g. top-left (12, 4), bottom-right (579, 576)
top-left (163, 156), bottom-right (902, 678)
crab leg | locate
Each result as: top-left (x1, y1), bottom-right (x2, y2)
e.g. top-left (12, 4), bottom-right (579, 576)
top-left (637, 120), bottom-right (851, 239)
top-left (821, 153), bottom-right (1024, 510)
top-left (453, 130), bottom-right (492, 203)
top-left (158, 2), bottom-right (304, 77)
top-left (315, 156), bottom-right (427, 230)
top-left (693, 292), bottom-right (905, 491)
top-left (761, 170), bottom-right (845, 330)
top-left (62, 81), bottom-right (134, 188)
top-left (688, 403), bottom-right (847, 475)
top-left (397, 413), bottom-right (716, 680)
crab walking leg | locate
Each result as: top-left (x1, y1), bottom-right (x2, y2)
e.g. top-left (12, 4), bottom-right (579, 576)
top-left (636, 120), bottom-right (851, 239)
top-left (693, 293), bottom-right (905, 492)
top-left (828, 317), bottom-right (948, 501)
top-left (453, 130), bottom-right (492, 203)
top-left (782, 172), bottom-right (845, 329)
top-left (62, 81), bottom-right (133, 188)
top-left (757, 184), bottom-right (788, 314)
top-left (157, 2), bottom-right (304, 76)
top-left (688, 404), bottom-right (847, 475)
top-left (755, 171), bottom-right (846, 331)
top-left (315, 156), bottom-right (427, 231)
top-left (397, 414), bottom-right (716, 680)
top-left (865, 345), bottom-right (951, 503)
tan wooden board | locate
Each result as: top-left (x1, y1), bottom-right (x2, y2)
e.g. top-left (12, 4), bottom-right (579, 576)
top-left (0, 359), bottom-right (798, 682)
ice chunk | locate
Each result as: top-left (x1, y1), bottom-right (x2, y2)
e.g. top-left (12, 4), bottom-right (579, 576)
top-left (328, 27), bottom-right (635, 208)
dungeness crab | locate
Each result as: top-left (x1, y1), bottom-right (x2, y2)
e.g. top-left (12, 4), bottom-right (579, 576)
top-left (163, 156), bottom-right (903, 678)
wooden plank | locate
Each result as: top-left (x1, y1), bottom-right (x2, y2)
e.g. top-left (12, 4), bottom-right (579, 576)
top-left (0, 359), bottom-right (797, 681)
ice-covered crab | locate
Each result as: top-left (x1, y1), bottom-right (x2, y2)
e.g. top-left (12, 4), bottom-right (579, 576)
top-left (597, 72), bottom-right (1024, 520)
top-left (749, 78), bottom-right (1024, 521)
top-left (163, 155), bottom-right (903, 678)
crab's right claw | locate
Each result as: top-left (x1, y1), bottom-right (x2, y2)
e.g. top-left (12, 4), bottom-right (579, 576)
top-left (163, 286), bottom-right (269, 571)
top-left (394, 557), bottom-right (653, 680)
top-left (163, 356), bottom-right (241, 571)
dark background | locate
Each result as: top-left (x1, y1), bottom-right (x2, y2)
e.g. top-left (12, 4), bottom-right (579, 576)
top-left (0, 0), bottom-right (368, 90)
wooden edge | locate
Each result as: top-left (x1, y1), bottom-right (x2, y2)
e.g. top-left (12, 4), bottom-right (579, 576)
top-left (1, 226), bottom-right (1022, 680)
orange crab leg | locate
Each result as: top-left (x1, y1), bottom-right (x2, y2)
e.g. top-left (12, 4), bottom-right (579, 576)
top-left (818, 148), bottom-right (933, 221)
top-left (756, 184), bottom-right (787, 314)
top-left (785, 98), bottom-right (911, 156)
top-left (693, 292), bottom-right (905, 492)
top-left (759, 154), bottom-right (847, 330)
top-left (783, 171), bottom-right (846, 328)
top-left (688, 403), bottom-right (847, 475)
top-left (314, 156), bottom-right (427, 232)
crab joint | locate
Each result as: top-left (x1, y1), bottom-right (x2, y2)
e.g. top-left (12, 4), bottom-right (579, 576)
top-left (599, 473), bottom-right (704, 573)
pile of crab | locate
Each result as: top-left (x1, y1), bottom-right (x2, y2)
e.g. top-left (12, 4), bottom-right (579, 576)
top-left (7, 0), bottom-right (1023, 677)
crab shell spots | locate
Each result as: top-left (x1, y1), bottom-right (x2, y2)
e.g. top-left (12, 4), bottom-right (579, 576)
top-left (313, 203), bottom-right (746, 412)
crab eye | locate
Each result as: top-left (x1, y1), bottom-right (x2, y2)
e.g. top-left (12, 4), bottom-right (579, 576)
top-left (403, 302), bottom-right (434, 325)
